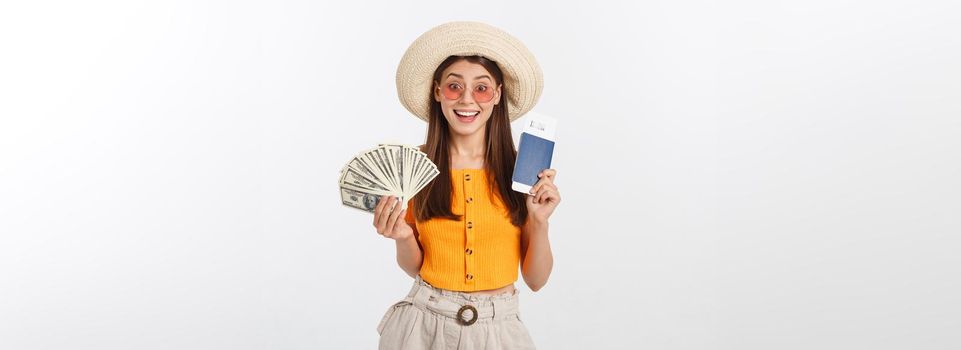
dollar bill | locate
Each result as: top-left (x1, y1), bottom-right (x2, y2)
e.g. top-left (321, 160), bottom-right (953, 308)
top-left (340, 167), bottom-right (390, 193)
top-left (338, 143), bottom-right (438, 213)
top-left (340, 186), bottom-right (402, 213)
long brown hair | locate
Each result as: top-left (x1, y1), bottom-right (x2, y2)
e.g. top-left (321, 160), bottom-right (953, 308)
top-left (412, 55), bottom-right (529, 227)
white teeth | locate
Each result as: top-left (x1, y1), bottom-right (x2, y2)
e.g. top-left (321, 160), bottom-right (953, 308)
top-left (455, 110), bottom-right (478, 117)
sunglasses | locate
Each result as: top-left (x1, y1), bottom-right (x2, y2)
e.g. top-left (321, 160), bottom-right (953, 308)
top-left (436, 81), bottom-right (499, 103)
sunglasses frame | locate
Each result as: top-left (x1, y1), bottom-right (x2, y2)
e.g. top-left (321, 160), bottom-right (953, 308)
top-left (435, 81), bottom-right (501, 104)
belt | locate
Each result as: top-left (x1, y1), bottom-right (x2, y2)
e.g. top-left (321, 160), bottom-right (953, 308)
top-left (403, 279), bottom-right (520, 326)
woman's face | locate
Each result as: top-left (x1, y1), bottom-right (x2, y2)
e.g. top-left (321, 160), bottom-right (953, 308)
top-left (434, 60), bottom-right (501, 137)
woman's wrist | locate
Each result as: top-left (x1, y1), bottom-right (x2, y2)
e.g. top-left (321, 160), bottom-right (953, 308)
top-left (395, 234), bottom-right (417, 245)
top-left (525, 217), bottom-right (549, 231)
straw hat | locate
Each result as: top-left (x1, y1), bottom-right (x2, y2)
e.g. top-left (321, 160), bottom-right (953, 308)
top-left (396, 21), bottom-right (543, 122)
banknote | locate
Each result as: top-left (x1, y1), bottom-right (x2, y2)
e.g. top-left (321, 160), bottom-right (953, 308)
top-left (339, 143), bottom-right (438, 213)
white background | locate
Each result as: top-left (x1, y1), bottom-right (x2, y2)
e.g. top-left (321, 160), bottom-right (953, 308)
top-left (2, 0), bottom-right (959, 349)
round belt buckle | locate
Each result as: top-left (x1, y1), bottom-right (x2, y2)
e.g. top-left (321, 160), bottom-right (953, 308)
top-left (456, 304), bottom-right (478, 326)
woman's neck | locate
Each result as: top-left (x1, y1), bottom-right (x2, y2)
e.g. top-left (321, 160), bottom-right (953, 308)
top-left (449, 129), bottom-right (486, 158)
top-left (449, 129), bottom-right (486, 169)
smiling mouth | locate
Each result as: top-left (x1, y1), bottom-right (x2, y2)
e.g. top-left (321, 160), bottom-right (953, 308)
top-left (455, 110), bottom-right (479, 117)
top-left (454, 109), bottom-right (479, 123)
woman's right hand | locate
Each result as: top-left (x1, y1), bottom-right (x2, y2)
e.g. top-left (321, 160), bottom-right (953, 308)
top-left (373, 195), bottom-right (414, 241)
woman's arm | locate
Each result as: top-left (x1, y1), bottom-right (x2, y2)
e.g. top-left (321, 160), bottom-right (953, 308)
top-left (521, 218), bottom-right (553, 291)
top-left (374, 195), bottom-right (422, 278)
top-left (520, 169), bottom-right (561, 292)
top-left (395, 233), bottom-right (423, 278)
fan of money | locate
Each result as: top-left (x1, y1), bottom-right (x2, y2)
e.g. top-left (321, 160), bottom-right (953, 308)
top-left (339, 143), bottom-right (439, 213)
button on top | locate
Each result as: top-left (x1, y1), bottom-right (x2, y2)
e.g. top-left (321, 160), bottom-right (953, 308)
top-left (467, 221), bottom-right (473, 229)
top-left (465, 174), bottom-right (471, 181)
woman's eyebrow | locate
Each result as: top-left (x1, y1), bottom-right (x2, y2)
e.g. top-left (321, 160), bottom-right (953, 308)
top-left (446, 73), bottom-right (493, 81)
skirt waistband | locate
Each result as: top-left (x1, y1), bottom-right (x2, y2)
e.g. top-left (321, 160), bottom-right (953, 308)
top-left (403, 275), bottom-right (520, 323)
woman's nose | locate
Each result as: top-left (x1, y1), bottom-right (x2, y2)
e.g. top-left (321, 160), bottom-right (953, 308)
top-left (458, 90), bottom-right (476, 104)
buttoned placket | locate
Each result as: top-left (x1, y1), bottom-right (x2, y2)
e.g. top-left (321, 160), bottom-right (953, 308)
top-left (463, 171), bottom-right (476, 287)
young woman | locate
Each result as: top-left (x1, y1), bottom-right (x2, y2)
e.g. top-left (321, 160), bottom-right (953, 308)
top-left (372, 22), bottom-right (560, 349)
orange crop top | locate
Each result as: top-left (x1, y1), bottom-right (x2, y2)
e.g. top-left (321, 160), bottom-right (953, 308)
top-left (404, 168), bottom-right (522, 292)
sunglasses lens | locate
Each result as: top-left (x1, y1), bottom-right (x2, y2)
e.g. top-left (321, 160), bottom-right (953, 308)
top-left (473, 85), bottom-right (494, 103)
top-left (441, 84), bottom-right (463, 100)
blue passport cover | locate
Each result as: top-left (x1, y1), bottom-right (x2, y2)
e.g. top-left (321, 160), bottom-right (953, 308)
top-left (512, 132), bottom-right (555, 187)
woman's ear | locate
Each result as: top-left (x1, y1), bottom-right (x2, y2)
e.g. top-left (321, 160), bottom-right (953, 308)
top-left (433, 83), bottom-right (442, 102)
top-left (494, 84), bottom-right (502, 105)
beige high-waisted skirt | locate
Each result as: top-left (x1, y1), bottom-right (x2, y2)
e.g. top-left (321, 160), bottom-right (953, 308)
top-left (377, 275), bottom-right (536, 349)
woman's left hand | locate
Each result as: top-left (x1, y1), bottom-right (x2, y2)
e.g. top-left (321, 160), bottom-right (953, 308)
top-left (526, 168), bottom-right (561, 223)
